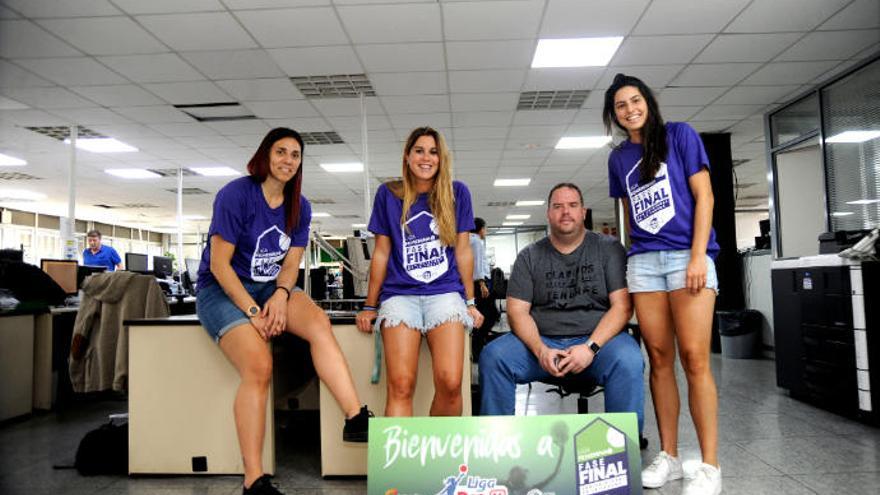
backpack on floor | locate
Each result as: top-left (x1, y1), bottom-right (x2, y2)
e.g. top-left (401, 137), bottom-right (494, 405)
top-left (74, 418), bottom-right (128, 475)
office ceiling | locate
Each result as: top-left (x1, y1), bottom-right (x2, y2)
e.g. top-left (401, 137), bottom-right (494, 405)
top-left (0, 0), bottom-right (877, 236)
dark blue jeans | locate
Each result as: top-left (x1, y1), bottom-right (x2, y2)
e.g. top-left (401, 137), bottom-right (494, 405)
top-left (479, 332), bottom-right (645, 433)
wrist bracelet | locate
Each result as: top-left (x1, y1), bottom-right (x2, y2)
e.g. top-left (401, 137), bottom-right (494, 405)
top-left (275, 286), bottom-right (291, 298)
top-left (465, 298), bottom-right (476, 306)
top-left (362, 304), bottom-right (377, 311)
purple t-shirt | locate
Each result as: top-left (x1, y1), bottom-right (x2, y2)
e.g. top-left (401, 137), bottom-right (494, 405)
top-left (608, 122), bottom-right (719, 258)
top-left (197, 176), bottom-right (311, 290)
top-left (368, 180), bottom-right (475, 302)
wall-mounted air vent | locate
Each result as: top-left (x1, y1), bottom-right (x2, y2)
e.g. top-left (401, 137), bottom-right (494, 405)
top-left (24, 126), bottom-right (105, 140)
top-left (0, 172), bottom-right (43, 181)
top-left (149, 168), bottom-right (197, 177)
top-left (166, 188), bottom-right (210, 195)
top-left (487, 201), bottom-right (517, 207)
top-left (291, 74), bottom-right (375, 99)
top-left (517, 90), bottom-right (589, 110)
top-left (310, 198), bottom-right (336, 204)
top-left (334, 214), bottom-right (359, 219)
top-left (120, 203), bottom-right (159, 209)
top-left (300, 131), bottom-right (344, 145)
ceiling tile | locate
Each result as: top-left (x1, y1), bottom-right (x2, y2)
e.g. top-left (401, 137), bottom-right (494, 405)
top-left (691, 104), bottom-right (766, 121)
top-left (523, 68), bottom-right (604, 91)
top-left (0, 108), bottom-right (69, 126)
top-left (226, 0), bottom-right (331, 8)
top-left (380, 95), bottom-right (449, 115)
top-left (112, 0), bottom-right (224, 14)
top-left (143, 81), bottom-right (233, 105)
top-left (49, 107), bottom-right (132, 125)
top-left (243, 100), bottom-right (319, 119)
top-left (310, 98), bottom-right (383, 117)
top-left (658, 87), bottom-right (729, 105)
top-left (264, 116), bottom-right (331, 131)
top-left (16, 57), bottom-right (127, 86)
top-left (389, 112), bottom-right (451, 129)
top-left (634, 0), bottom-right (750, 35)
top-left (446, 40), bottom-right (534, 70)
top-left (451, 93), bottom-right (519, 113)
top-left (0, 60), bottom-right (53, 88)
top-left (0, 95), bottom-right (28, 110)
top-left (0, 87), bottom-right (94, 109)
top-left (0, 5), bottom-right (17, 18)
top-left (180, 50), bottom-right (284, 79)
top-left (657, 106), bottom-right (703, 121)
top-left (137, 12), bottom-right (257, 51)
top-left (216, 79), bottom-right (303, 101)
top-left (0, 20), bottom-right (81, 58)
top-left (37, 17), bottom-right (165, 56)
top-left (776, 30), bottom-right (880, 62)
top-left (236, 7), bottom-right (349, 47)
top-left (175, 135), bottom-right (235, 149)
top-left (613, 35), bottom-right (714, 65)
top-left (148, 122), bottom-right (218, 138)
top-left (99, 53), bottom-right (204, 83)
top-left (725, 0), bottom-right (850, 33)
top-left (70, 85), bottom-right (165, 107)
top-left (268, 46), bottom-right (362, 77)
top-left (442, 0), bottom-right (542, 41)
top-left (821, 0), bottom-right (880, 29)
top-left (689, 120), bottom-right (740, 132)
top-left (671, 63), bottom-right (761, 87)
top-left (540, 0), bottom-right (649, 38)
top-left (338, 3), bottom-right (441, 43)
top-left (452, 111), bottom-right (514, 127)
top-left (512, 110), bottom-right (577, 126)
top-left (449, 70), bottom-right (526, 93)
top-left (369, 72), bottom-right (447, 96)
top-left (111, 105), bottom-right (196, 124)
top-left (695, 33), bottom-right (804, 63)
top-left (597, 65), bottom-right (684, 89)
top-left (741, 61), bottom-right (839, 85)
top-left (714, 85), bottom-right (802, 105)
top-left (453, 126), bottom-right (509, 139)
top-left (0, 0), bottom-right (120, 17)
top-left (357, 43), bottom-right (445, 73)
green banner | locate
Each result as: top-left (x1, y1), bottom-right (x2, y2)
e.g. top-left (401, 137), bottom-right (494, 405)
top-left (367, 413), bottom-right (642, 495)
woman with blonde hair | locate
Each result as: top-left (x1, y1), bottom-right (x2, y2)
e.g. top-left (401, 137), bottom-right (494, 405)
top-left (356, 126), bottom-right (483, 416)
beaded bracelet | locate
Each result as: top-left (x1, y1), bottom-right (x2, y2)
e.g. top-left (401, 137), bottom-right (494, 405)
top-left (275, 286), bottom-right (291, 298)
top-left (362, 305), bottom-right (378, 311)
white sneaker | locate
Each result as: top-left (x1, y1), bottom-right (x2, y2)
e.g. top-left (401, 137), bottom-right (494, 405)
top-left (683, 463), bottom-right (722, 495)
top-left (642, 451), bottom-right (683, 488)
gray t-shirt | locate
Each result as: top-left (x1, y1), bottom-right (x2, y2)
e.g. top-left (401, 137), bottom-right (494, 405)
top-left (507, 231), bottom-right (627, 337)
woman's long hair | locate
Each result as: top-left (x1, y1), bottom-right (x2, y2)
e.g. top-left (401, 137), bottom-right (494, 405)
top-left (388, 127), bottom-right (457, 247)
top-left (246, 127), bottom-right (305, 234)
top-left (603, 73), bottom-right (667, 184)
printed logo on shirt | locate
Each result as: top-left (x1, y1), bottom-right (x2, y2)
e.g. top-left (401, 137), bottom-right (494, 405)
top-left (624, 161), bottom-right (675, 235)
top-left (401, 211), bottom-right (448, 283)
top-left (543, 263), bottom-right (598, 308)
top-left (251, 225), bottom-right (291, 282)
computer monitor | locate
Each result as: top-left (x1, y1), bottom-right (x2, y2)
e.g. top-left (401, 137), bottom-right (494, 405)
top-left (77, 264), bottom-right (107, 289)
top-left (126, 252), bottom-right (148, 272)
top-left (153, 255), bottom-right (173, 279)
top-left (40, 259), bottom-right (78, 296)
top-left (185, 258), bottom-right (200, 283)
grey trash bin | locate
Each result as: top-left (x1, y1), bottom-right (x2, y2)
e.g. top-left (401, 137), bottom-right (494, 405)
top-left (717, 310), bottom-right (761, 359)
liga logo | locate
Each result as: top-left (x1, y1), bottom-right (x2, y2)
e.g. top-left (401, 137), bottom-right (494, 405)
top-left (437, 464), bottom-right (509, 495)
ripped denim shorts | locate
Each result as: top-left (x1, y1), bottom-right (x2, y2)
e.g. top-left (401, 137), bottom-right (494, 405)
top-left (377, 292), bottom-right (473, 335)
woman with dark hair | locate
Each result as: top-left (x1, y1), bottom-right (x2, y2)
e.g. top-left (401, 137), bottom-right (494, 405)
top-left (195, 128), bottom-right (371, 495)
top-left (603, 74), bottom-right (721, 495)
top-left (355, 126), bottom-right (483, 417)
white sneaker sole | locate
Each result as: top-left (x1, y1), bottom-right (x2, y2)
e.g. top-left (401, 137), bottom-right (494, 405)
top-left (642, 470), bottom-right (683, 488)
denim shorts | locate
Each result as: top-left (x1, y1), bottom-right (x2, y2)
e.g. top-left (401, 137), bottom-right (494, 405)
top-left (378, 292), bottom-right (473, 335)
top-left (627, 249), bottom-right (719, 294)
top-left (196, 279), bottom-right (303, 342)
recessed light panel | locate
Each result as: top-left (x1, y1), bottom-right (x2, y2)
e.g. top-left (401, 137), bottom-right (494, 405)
top-left (190, 167), bottom-right (240, 177)
top-left (503, 221), bottom-right (524, 226)
top-left (68, 138), bottom-right (138, 153)
top-left (531, 37), bottom-right (623, 68)
top-left (0, 153), bottom-right (26, 166)
top-left (105, 169), bottom-right (161, 179)
top-left (312, 212), bottom-right (332, 217)
top-left (516, 200), bottom-right (545, 206)
top-left (555, 136), bottom-right (611, 149)
top-left (494, 178), bottom-right (531, 187)
top-left (506, 214), bottom-right (531, 220)
top-left (320, 162), bottom-right (363, 173)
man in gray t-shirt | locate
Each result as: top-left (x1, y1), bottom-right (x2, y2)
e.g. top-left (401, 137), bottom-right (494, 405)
top-left (479, 183), bottom-right (644, 434)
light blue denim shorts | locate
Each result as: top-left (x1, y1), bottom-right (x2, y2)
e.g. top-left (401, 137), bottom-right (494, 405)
top-left (627, 249), bottom-right (718, 294)
top-left (378, 292), bottom-right (473, 335)
top-left (196, 279), bottom-right (303, 342)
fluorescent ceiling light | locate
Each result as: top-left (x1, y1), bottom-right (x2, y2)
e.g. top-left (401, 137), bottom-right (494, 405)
top-left (826, 130), bottom-right (880, 143)
top-left (312, 212), bottom-right (332, 217)
top-left (506, 214), bottom-right (531, 220)
top-left (320, 162), bottom-right (363, 173)
top-left (845, 199), bottom-right (880, 205)
top-left (190, 166), bottom-right (240, 177)
top-left (352, 223), bottom-right (367, 228)
top-left (531, 37), bottom-right (624, 68)
top-left (183, 214), bottom-right (206, 220)
top-left (494, 178), bottom-right (531, 187)
top-left (0, 189), bottom-right (46, 201)
top-left (516, 200), bottom-right (545, 207)
top-left (831, 211), bottom-right (854, 217)
top-left (555, 136), bottom-right (612, 149)
top-left (65, 137), bottom-right (138, 153)
top-left (0, 153), bottom-right (27, 166)
top-left (105, 168), bottom-right (161, 179)
top-left (503, 221), bottom-right (524, 226)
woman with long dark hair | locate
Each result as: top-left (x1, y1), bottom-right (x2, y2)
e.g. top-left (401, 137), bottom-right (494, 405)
top-left (355, 126), bottom-right (483, 417)
top-left (603, 74), bottom-right (722, 495)
top-left (195, 128), bottom-right (371, 495)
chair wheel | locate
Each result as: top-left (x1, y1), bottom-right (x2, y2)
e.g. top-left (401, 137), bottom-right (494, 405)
top-left (639, 436), bottom-right (648, 450)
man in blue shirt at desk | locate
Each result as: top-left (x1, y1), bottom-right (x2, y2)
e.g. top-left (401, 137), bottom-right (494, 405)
top-left (82, 229), bottom-right (122, 271)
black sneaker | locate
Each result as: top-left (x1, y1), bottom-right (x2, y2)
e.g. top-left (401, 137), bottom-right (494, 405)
top-left (243, 474), bottom-right (285, 495)
top-left (342, 405), bottom-right (373, 442)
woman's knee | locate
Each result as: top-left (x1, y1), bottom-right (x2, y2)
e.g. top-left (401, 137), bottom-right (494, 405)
top-left (434, 369), bottom-right (462, 397)
top-left (678, 347), bottom-right (710, 376)
top-left (387, 373), bottom-right (417, 400)
top-left (300, 312), bottom-right (333, 342)
top-left (241, 354), bottom-right (273, 385)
